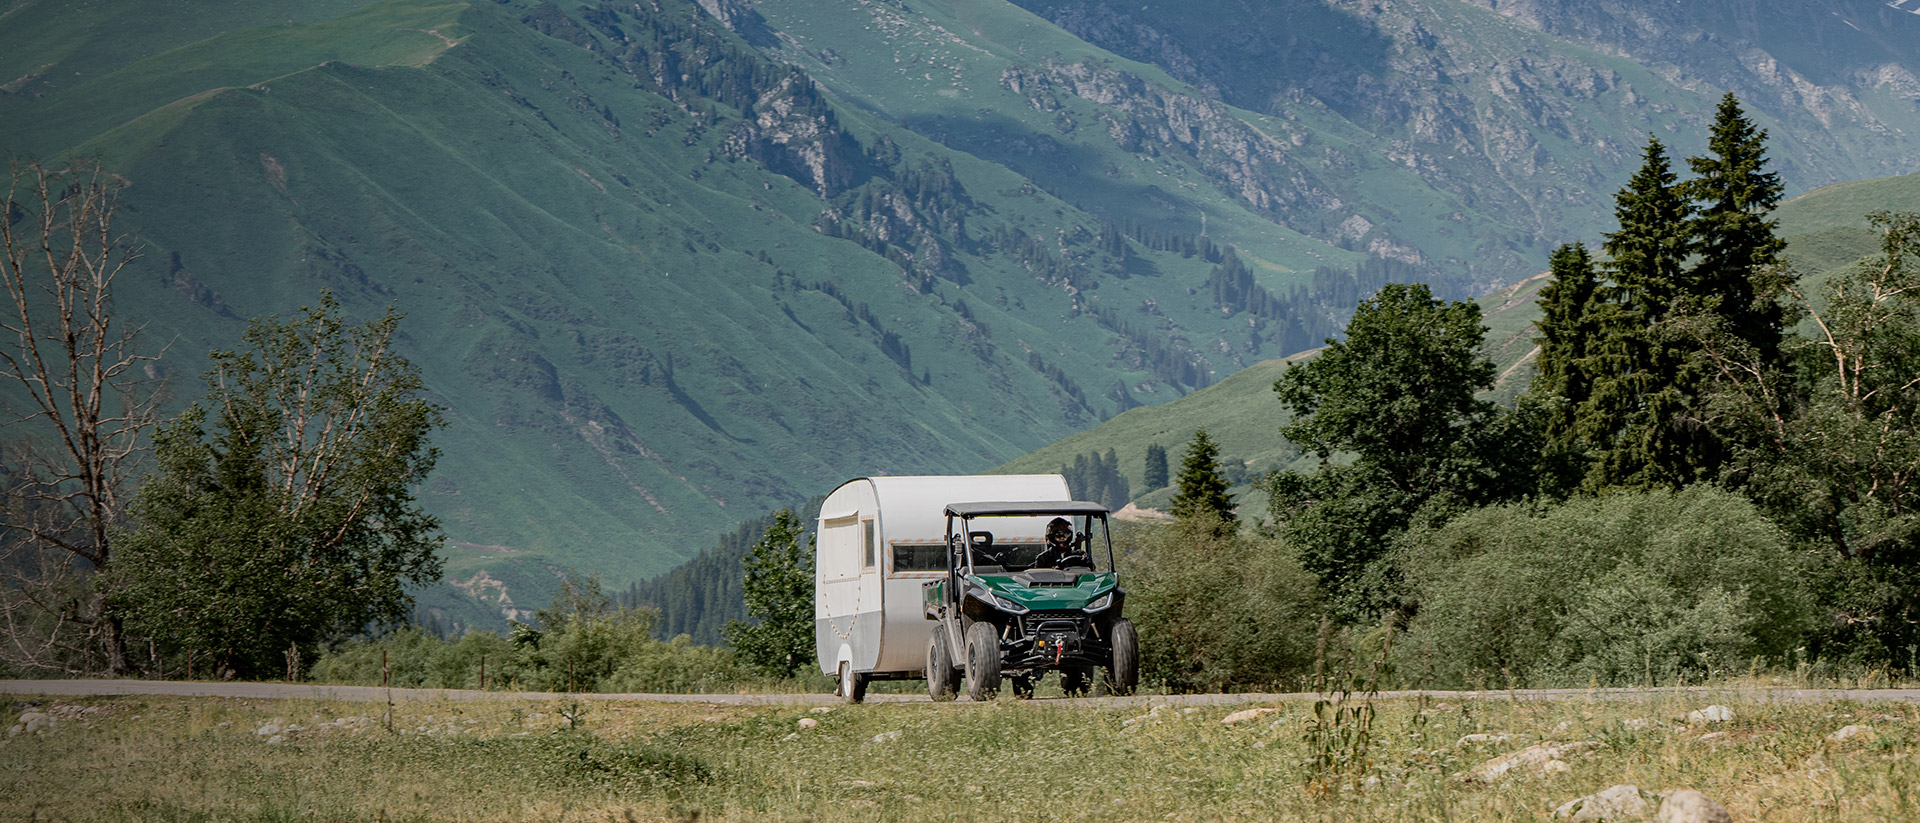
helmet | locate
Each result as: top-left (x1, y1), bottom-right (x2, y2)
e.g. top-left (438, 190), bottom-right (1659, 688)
top-left (1047, 517), bottom-right (1072, 542)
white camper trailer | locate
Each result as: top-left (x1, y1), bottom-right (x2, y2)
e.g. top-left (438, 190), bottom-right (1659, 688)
top-left (815, 474), bottom-right (1071, 701)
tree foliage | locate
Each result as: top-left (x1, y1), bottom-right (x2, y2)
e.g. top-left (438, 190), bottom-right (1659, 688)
top-left (0, 159), bottom-right (157, 675)
top-left (114, 294), bottom-right (444, 679)
top-left (1169, 428), bottom-right (1235, 530)
top-left (1143, 443), bottom-right (1169, 490)
top-left (1695, 212), bottom-right (1920, 659)
top-left (721, 508), bottom-right (814, 678)
top-left (1270, 282), bottom-right (1535, 617)
top-left (1538, 99), bottom-right (1786, 493)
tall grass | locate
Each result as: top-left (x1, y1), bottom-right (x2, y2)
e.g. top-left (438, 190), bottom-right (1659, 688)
top-left (4, 689), bottom-right (1914, 822)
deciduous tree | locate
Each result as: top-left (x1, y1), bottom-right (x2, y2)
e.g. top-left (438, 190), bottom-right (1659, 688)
top-left (722, 508), bottom-right (814, 678)
top-left (113, 293), bottom-right (443, 679)
top-left (0, 159), bottom-right (158, 675)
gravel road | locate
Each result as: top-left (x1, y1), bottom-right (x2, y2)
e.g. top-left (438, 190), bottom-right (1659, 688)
top-left (6, 679), bottom-right (1920, 707)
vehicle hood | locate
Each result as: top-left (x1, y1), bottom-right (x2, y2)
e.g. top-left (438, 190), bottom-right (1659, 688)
top-left (971, 571), bottom-right (1116, 610)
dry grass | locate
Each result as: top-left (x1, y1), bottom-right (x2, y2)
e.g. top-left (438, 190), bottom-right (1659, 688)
top-left (2, 688), bottom-right (1916, 822)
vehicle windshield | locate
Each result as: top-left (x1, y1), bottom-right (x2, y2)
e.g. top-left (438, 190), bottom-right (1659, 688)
top-left (957, 513), bottom-right (1114, 574)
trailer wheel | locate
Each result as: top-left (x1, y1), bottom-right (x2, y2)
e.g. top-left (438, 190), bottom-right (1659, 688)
top-left (1107, 618), bottom-right (1139, 696)
top-left (964, 621), bottom-right (1001, 701)
top-left (926, 624), bottom-right (960, 701)
top-left (837, 661), bottom-right (868, 704)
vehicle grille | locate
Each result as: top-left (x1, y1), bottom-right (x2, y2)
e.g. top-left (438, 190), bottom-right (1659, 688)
top-left (1021, 611), bottom-right (1088, 637)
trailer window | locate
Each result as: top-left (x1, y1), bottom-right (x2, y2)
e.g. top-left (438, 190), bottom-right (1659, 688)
top-left (862, 520), bottom-right (877, 571)
top-left (891, 543), bottom-right (945, 572)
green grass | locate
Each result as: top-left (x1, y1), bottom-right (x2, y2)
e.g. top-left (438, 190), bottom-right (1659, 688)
top-left (4, 690), bottom-right (1916, 821)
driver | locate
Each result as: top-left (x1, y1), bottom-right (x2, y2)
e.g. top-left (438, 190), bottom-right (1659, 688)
top-left (1038, 517), bottom-right (1090, 569)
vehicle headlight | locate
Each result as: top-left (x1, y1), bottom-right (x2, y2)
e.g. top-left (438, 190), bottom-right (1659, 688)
top-left (990, 593), bottom-right (1030, 614)
top-left (1083, 592), bottom-right (1114, 613)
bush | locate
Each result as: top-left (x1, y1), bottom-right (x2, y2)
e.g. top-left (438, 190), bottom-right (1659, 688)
top-left (1395, 486), bottom-right (1816, 687)
top-left (1123, 515), bottom-right (1322, 691)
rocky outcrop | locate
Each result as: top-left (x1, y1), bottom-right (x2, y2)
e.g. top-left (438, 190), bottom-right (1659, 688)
top-left (1000, 60), bottom-right (1344, 222)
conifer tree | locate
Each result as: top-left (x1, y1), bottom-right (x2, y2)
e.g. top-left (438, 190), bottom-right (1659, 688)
top-left (1583, 136), bottom-right (1707, 490)
top-left (1685, 93), bottom-right (1787, 367)
top-left (1531, 243), bottom-right (1604, 494)
top-left (1143, 443), bottom-right (1169, 490)
top-left (1170, 428), bottom-right (1236, 530)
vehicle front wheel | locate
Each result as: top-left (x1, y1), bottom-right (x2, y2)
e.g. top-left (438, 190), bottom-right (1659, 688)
top-left (964, 621), bottom-right (1002, 701)
top-left (1059, 666), bottom-right (1093, 697)
top-left (1107, 618), bottom-right (1139, 696)
top-left (926, 624), bottom-right (960, 701)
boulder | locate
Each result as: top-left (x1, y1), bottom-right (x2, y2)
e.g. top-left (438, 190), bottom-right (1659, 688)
top-left (1222, 707), bottom-right (1278, 725)
top-left (1553, 784), bottom-right (1652, 822)
top-left (1685, 706), bottom-right (1734, 724)
top-left (1458, 741), bottom-right (1602, 783)
top-left (1654, 789), bottom-right (1731, 823)
top-left (1827, 724), bottom-right (1874, 743)
top-left (797, 717), bottom-right (819, 730)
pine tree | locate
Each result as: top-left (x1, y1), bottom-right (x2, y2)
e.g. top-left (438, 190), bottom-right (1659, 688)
top-left (1531, 243), bottom-right (1602, 492)
top-left (1143, 443), bottom-right (1169, 490)
top-left (1583, 136), bottom-right (1707, 491)
top-left (1170, 428), bottom-right (1236, 531)
top-left (1685, 93), bottom-right (1787, 367)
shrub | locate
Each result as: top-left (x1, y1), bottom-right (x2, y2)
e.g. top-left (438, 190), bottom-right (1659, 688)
top-left (1395, 486), bottom-right (1816, 687)
top-left (1123, 515), bottom-right (1322, 691)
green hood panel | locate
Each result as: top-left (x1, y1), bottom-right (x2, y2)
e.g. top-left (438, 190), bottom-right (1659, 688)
top-left (972, 572), bottom-right (1116, 611)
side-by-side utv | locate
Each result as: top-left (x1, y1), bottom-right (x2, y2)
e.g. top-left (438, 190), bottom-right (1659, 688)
top-left (921, 500), bottom-right (1138, 701)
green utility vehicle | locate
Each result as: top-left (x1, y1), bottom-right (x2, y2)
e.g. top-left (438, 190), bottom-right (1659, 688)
top-left (922, 500), bottom-right (1138, 700)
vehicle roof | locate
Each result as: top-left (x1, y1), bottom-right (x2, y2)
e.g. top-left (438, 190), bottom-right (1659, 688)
top-left (944, 500), bottom-right (1110, 517)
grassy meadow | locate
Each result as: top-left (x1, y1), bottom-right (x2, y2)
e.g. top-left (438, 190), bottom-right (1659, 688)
top-left (4, 687), bottom-right (1916, 822)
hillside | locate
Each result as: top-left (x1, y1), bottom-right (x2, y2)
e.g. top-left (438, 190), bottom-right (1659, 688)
top-left (997, 168), bottom-right (1920, 514)
top-left (4, 0), bottom-right (1919, 628)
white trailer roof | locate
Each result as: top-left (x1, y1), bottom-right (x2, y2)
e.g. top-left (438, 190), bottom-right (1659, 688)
top-left (821, 475), bottom-right (1071, 544)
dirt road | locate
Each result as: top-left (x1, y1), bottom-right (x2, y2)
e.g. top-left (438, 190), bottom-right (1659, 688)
top-left (6, 679), bottom-right (1920, 707)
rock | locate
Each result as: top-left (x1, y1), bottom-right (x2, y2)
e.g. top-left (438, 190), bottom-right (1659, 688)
top-left (1541, 759), bottom-right (1571, 776)
top-left (254, 719), bottom-right (286, 737)
top-left (1685, 706), bottom-right (1734, 724)
top-left (1457, 732), bottom-right (1526, 747)
top-left (1697, 732), bottom-right (1728, 743)
top-left (1654, 789), bottom-right (1731, 823)
top-left (1553, 784), bottom-right (1651, 822)
top-left (797, 717), bottom-right (819, 730)
top-left (810, 706), bottom-right (836, 714)
top-left (870, 730), bottom-right (902, 743)
top-left (11, 711), bottom-right (53, 736)
top-left (264, 734), bottom-right (287, 745)
top-left (1222, 708), bottom-right (1278, 725)
top-left (1458, 742), bottom-right (1602, 783)
top-left (1827, 724), bottom-right (1874, 743)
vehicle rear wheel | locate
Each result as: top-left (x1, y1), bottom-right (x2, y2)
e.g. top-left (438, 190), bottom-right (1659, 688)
top-left (926, 624), bottom-right (960, 701)
top-left (1060, 666), bottom-right (1093, 697)
top-left (964, 621), bottom-right (1002, 701)
top-left (1010, 673), bottom-right (1035, 700)
top-left (1107, 618), bottom-right (1139, 696)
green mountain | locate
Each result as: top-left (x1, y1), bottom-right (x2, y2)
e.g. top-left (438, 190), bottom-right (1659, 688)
top-left (3, 0), bottom-right (1917, 628)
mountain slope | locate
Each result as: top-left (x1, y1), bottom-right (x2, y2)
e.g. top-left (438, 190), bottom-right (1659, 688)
top-left (4, 0), bottom-right (1918, 624)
